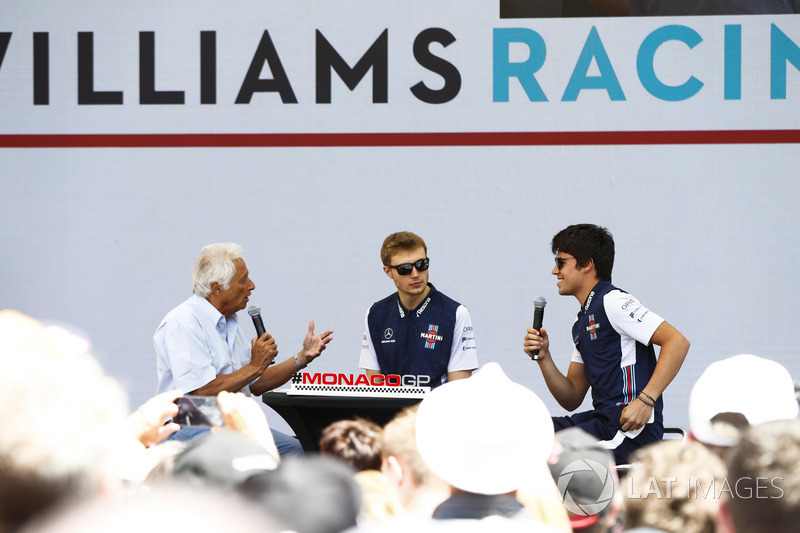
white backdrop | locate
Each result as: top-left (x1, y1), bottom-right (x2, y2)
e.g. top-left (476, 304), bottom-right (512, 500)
top-left (2, 2), bottom-right (799, 433)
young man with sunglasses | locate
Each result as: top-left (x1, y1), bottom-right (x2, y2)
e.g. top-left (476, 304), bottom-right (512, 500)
top-left (359, 232), bottom-right (478, 388)
top-left (523, 224), bottom-right (690, 465)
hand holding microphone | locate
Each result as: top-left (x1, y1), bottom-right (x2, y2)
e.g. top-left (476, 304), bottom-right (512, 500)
top-left (530, 296), bottom-right (547, 360)
top-left (248, 305), bottom-right (276, 366)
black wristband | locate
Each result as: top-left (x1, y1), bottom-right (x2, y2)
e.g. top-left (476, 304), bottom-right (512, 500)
top-left (636, 395), bottom-right (655, 408)
top-left (641, 391), bottom-right (656, 403)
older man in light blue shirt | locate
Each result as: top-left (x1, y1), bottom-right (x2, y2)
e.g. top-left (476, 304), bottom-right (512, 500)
top-left (155, 294), bottom-right (252, 395)
top-left (154, 242), bottom-right (333, 457)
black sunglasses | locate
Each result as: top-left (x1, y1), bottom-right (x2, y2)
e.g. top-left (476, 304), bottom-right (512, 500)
top-left (390, 257), bottom-right (430, 276)
top-left (555, 256), bottom-right (576, 270)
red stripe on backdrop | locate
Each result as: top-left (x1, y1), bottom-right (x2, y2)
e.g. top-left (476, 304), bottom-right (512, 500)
top-left (1, 130), bottom-right (800, 148)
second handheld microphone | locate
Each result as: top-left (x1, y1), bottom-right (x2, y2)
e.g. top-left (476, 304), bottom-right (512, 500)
top-left (531, 296), bottom-right (547, 360)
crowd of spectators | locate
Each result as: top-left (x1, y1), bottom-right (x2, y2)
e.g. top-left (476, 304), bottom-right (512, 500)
top-left (2, 308), bottom-right (799, 533)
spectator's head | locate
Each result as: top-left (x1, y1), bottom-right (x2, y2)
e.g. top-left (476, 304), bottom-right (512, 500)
top-left (689, 354), bottom-right (798, 451)
top-left (380, 231), bottom-right (427, 267)
top-left (319, 417), bottom-right (383, 472)
top-left (0, 310), bottom-right (130, 532)
top-left (415, 362), bottom-right (553, 495)
top-left (721, 419), bottom-right (800, 533)
top-left (238, 455), bottom-right (361, 533)
top-left (380, 405), bottom-right (449, 517)
top-left (547, 427), bottom-right (619, 532)
top-left (192, 243), bottom-right (254, 316)
top-left (382, 405), bottom-right (437, 488)
top-left (623, 439), bottom-right (726, 533)
top-left (171, 431), bottom-right (278, 490)
top-left (551, 224), bottom-right (615, 282)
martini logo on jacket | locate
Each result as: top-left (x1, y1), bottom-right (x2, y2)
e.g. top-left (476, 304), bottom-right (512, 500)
top-left (586, 314), bottom-right (600, 340)
top-left (421, 324), bottom-right (444, 349)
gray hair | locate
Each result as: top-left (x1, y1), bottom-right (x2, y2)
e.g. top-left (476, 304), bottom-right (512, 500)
top-left (192, 243), bottom-right (243, 297)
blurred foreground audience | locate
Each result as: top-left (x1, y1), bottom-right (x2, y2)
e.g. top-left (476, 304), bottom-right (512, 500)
top-left (0, 310), bottom-right (134, 531)
top-left (547, 427), bottom-right (620, 533)
top-left (380, 405), bottom-right (450, 519)
top-left (719, 419), bottom-right (800, 533)
top-left (21, 485), bottom-right (285, 533)
top-left (688, 354), bottom-right (798, 456)
top-left (354, 469), bottom-right (402, 524)
top-left (5, 309), bottom-right (800, 533)
top-left (238, 455), bottom-right (361, 533)
top-left (0, 310), bottom-right (282, 533)
top-left (414, 362), bottom-right (566, 530)
top-left (622, 439), bottom-right (726, 533)
top-left (320, 417), bottom-right (383, 472)
top-left (170, 431), bottom-right (279, 490)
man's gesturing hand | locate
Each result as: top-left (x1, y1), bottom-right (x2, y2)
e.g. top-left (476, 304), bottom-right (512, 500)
top-left (296, 320), bottom-right (334, 367)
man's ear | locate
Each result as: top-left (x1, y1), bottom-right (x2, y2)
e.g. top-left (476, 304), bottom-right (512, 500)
top-left (382, 455), bottom-right (404, 486)
top-left (209, 281), bottom-right (221, 294)
top-left (383, 265), bottom-right (393, 279)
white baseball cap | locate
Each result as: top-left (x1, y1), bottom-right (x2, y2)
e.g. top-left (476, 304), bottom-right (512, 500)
top-left (415, 362), bottom-right (554, 495)
top-left (689, 354), bottom-right (798, 447)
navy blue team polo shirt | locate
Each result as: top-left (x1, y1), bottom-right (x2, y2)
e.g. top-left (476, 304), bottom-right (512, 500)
top-left (572, 280), bottom-right (664, 426)
top-left (361, 283), bottom-right (477, 387)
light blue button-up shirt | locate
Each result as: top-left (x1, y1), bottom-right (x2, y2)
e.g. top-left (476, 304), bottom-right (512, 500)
top-left (154, 294), bottom-right (251, 395)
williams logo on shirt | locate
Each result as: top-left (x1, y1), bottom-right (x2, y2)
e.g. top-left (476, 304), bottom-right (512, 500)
top-left (421, 324), bottom-right (444, 349)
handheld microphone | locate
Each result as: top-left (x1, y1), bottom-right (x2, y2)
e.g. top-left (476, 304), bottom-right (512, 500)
top-left (247, 305), bottom-right (266, 338)
top-left (248, 305), bottom-right (276, 366)
top-left (531, 296), bottom-right (547, 360)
